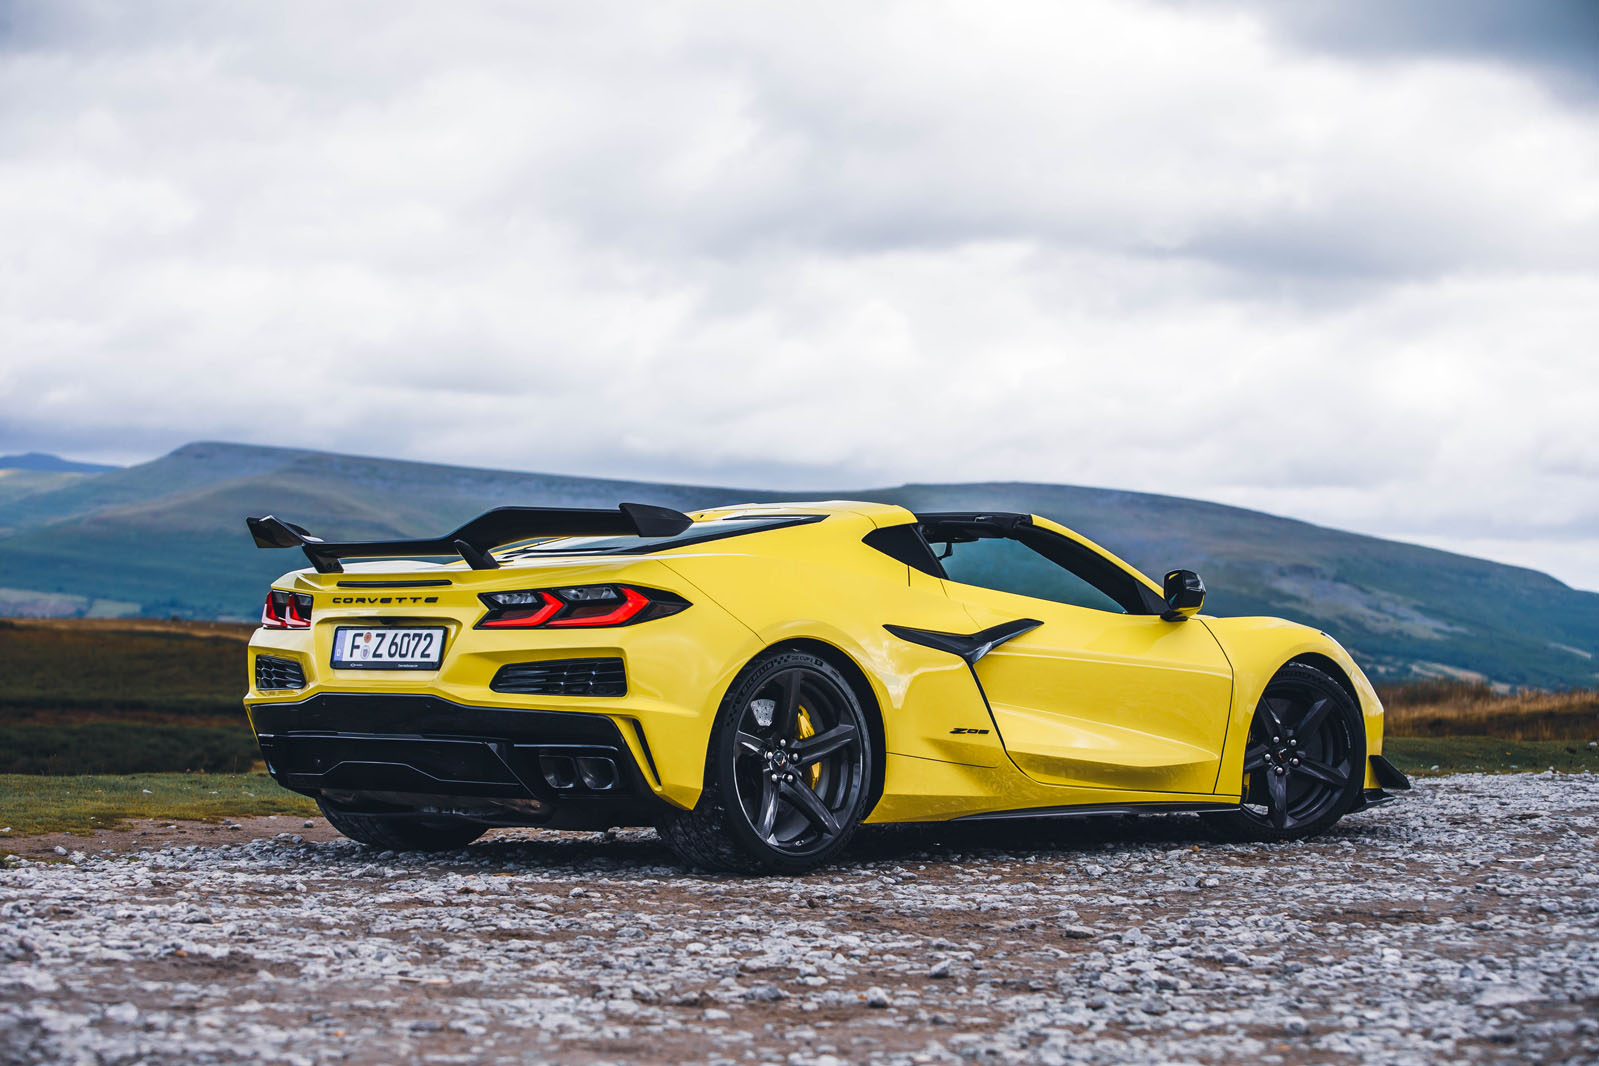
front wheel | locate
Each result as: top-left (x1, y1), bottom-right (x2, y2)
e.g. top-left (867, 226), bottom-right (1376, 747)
top-left (658, 651), bottom-right (874, 874)
top-left (1203, 662), bottom-right (1365, 843)
top-left (317, 800), bottom-right (487, 852)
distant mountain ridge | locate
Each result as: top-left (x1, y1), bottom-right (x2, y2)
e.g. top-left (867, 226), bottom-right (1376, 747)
top-left (0, 452), bottom-right (120, 473)
top-left (0, 441), bottom-right (1594, 688)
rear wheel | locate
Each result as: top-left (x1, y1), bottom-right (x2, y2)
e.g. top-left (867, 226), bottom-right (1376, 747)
top-left (1203, 662), bottom-right (1364, 843)
top-left (658, 651), bottom-right (874, 874)
top-left (317, 799), bottom-right (487, 852)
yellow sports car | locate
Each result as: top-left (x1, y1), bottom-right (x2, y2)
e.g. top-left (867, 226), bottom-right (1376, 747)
top-left (243, 501), bottom-right (1410, 872)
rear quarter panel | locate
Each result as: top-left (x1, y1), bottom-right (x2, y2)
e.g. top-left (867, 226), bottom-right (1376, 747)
top-left (657, 516), bottom-right (1024, 814)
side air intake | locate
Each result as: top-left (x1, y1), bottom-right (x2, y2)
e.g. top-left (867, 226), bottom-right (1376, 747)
top-left (490, 658), bottom-right (627, 698)
top-left (255, 655), bottom-right (306, 690)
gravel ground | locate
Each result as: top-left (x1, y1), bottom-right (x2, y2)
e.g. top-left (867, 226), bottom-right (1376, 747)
top-left (3, 773), bottom-right (1598, 1066)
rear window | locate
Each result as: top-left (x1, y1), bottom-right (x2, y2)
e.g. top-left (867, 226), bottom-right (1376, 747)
top-left (500, 514), bottom-right (823, 558)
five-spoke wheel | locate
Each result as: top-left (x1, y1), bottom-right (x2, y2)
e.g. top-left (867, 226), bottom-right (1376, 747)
top-left (658, 651), bottom-right (873, 872)
top-left (1205, 662), bottom-right (1364, 842)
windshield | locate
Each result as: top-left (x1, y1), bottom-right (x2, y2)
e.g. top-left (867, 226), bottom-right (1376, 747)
top-left (500, 514), bottom-right (823, 557)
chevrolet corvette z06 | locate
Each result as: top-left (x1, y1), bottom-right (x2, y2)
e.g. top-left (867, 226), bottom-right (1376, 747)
top-left (243, 501), bottom-right (1408, 872)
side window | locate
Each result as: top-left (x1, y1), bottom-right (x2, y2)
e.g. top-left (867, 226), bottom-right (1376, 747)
top-left (937, 536), bottom-right (1128, 614)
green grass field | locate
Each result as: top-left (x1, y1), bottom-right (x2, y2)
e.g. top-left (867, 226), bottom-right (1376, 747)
top-left (1383, 736), bottom-right (1599, 776)
top-left (0, 772), bottom-right (317, 837)
top-left (0, 722), bottom-right (258, 775)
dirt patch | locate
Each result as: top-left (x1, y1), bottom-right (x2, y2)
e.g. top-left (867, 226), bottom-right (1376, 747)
top-left (2, 814), bottom-right (342, 861)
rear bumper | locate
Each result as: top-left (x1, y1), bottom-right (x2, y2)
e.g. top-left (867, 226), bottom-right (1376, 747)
top-left (247, 693), bottom-right (671, 830)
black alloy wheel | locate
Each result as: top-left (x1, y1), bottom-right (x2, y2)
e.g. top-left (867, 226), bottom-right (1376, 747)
top-left (658, 651), bottom-right (874, 873)
top-left (731, 665), bottom-right (868, 855)
top-left (1204, 662), bottom-right (1364, 843)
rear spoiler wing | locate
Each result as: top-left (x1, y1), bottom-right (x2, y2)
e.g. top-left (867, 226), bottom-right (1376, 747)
top-left (245, 503), bottom-right (694, 574)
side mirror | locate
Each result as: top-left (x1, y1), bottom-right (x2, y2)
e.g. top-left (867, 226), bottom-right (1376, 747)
top-left (1162, 569), bottom-right (1205, 620)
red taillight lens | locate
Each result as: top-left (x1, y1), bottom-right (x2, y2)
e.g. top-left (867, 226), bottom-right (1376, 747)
top-left (262, 590), bottom-right (313, 629)
top-left (476, 585), bottom-right (687, 629)
top-left (479, 591), bottom-right (564, 628)
top-left (548, 586), bottom-right (649, 627)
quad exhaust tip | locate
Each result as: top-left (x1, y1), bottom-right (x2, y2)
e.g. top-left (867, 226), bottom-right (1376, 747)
top-left (538, 753), bottom-right (619, 792)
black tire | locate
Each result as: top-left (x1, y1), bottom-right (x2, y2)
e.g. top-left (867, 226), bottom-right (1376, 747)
top-left (658, 650), bottom-right (875, 874)
top-left (1203, 662), bottom-right (1365, 843)
top-left (316, 799), bottom-right (487, 852)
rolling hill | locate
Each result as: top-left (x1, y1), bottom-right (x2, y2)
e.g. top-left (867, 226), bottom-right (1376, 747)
top-left (0, 452), bottom-right (118, 508)
top-left (0, 441), bottom-right (1594, 688)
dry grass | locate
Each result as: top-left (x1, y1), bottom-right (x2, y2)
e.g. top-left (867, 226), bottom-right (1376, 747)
top-left (0, 616), bottom-right (247, 713)
top-left (1, 616), bottom-right (253, 640)
top-left (1379, 680), bottom-right (1599, 742)
top-left (1, 616), bottom-right (256, 773)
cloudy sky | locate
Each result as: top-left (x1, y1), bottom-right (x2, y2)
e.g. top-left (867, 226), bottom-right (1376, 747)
top-left (2, 0), bottom-right (1596, 588)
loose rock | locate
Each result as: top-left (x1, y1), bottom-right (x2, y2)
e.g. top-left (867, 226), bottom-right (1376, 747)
top-left (0, 773), bottom-right (1594, 1065)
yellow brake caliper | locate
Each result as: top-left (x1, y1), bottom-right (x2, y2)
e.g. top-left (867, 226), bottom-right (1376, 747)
top-left (795, 707), bottom-right (822, 788)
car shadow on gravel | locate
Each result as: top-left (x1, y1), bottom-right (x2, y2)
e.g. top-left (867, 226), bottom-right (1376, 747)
top-left (341, 810), bottom-right (1356, 877)
top-left (847, 813), bottom-right (1230, 863)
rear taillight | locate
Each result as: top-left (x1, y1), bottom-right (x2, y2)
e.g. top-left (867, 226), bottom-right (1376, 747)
top-left (262, 590), bottom-right (313, 629)
top-left (477, 585), bottom-right (687, 629)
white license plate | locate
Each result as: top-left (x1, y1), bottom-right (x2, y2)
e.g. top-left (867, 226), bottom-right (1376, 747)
top-left (331, 627), bottom-right (446, 670)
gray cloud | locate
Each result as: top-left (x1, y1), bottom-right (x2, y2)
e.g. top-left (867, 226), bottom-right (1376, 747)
top-left (1188, 0), bottom-right (1599, 98)
top-left (0, 0), bottom-right (1596, 589)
